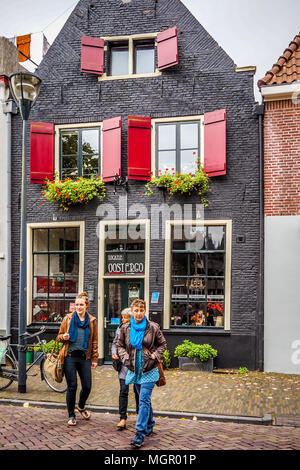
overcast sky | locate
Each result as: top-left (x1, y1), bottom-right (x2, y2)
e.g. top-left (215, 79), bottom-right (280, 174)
top-left (1, 0), bottom-right (300, 101)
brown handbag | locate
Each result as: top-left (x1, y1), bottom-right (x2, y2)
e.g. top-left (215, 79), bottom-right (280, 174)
top-left (44, 341), bottom-right (63, 383)
top-left (143, 346), bottom-right (166, 387)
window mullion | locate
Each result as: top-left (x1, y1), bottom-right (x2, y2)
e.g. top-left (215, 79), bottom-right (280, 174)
top-left (78, 131), bottom-right (83, 177)
top-left (129, 37), bottom-right (133, 75)
top-left (176, 122), bottom-right (180, 173)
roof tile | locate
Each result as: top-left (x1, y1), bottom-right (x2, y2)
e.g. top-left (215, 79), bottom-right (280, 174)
top-left (258, 32), bottom-right (300, 87)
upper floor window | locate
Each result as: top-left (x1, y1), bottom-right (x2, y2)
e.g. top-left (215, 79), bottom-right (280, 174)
top-left (59, 126), bottom-right (101, 180)
top-left (154, 118), bottom-right (202, 176)
top-left (80, 28), bottom-right (179, 80)
top-left (110, 42), bottom-right (129, 76)
top-left (134, 40), bottom-right (155, 74)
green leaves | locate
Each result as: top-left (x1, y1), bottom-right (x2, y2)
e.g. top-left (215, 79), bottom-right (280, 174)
top-left (42, 173), bottom-right (106, 211)
top-left (145, 165), bottom-right (209, 205)
top-left (174, 340), bottom-right (217, 362)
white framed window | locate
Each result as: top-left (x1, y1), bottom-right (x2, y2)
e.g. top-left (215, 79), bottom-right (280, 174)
top-left (163, 220), bottom-right (232, 331)
top-left (99, 33), bottom-right (162, 81)
top-left (27, 221), bottom-right (85, 324)
top-left (54, 122), bottom-right (103, 179)
top-left (151, 115), bottom-right (204, 176)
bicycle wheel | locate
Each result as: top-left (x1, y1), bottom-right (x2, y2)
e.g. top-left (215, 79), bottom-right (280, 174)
top-left (0, 354), bottom-right (17, 390)
top-left (41, 358), bottom-right (67, 393)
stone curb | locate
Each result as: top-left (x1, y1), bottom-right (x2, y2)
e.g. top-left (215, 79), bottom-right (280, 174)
top-left (0, 398), bottom-right (273, 426)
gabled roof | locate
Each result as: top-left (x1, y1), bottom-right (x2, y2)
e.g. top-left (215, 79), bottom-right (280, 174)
top-left (258, 32), bottom-right (300, 88)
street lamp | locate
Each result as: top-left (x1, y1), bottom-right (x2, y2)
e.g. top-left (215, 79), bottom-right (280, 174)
top-left (9, 71), bottom-right (42, 393)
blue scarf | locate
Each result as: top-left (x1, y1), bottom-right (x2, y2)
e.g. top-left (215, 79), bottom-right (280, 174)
top-left (130, 315), bottom-right (147, 350)
top-left (69, 312), bottom-right (90, 350)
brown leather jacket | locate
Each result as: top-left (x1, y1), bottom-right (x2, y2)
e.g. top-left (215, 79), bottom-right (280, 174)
top-left (117, 319), bottom-right (167, 374)
top-left (56, 312), bottom-right (98, 365)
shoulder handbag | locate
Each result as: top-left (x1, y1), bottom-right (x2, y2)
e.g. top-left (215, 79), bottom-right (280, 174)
top-left (112, 358), bottom-right (123, 372)
top-left (44, 341), bottom-right (63, 383)
top-left (143, 346), bottom-right (166, 387)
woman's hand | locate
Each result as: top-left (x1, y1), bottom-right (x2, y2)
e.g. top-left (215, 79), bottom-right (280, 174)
top-left (63, 333), bottom-right (70, 341)
top-left (151, 353), bottom-right (157, 360)
top-left (112, 354), bottom-right (118, 360)
top-left (91, 362), bottom-right (98, 369)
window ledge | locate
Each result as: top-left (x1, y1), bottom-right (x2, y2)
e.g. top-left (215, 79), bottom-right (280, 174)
top-left (163, 328), bottom-right (231, 336)
top-left (98, 71), bottom-right (162, 81)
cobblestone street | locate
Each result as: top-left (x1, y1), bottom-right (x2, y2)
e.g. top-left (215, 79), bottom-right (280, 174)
top-left (0, 404), bottom-right (299, 451)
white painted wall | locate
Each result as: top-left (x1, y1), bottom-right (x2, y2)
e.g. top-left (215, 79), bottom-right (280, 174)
top-left (0, 82), bottom-right (8, 334)
top-left (264, 216), bottom-right (300, 374)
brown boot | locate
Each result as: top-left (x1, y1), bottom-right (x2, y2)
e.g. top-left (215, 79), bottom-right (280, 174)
top-left (117, 419), bottom-right (126, 430)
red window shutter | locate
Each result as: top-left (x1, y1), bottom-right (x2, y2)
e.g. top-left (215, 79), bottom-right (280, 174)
top-left (157, 27), bottom-right (178, 71)
top-left (81, 36), bottom-right (104, 75)
top-left (102, 116), bottom-right (122, 182)
top-left (30, 122), bottom-right (54, 184)
top-left (128, 116), bottom-right (151, 180)
top-left (204, 109), bottom-right (226, 177)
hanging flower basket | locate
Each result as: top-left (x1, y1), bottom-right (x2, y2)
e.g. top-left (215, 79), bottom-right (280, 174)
top-left (145, 161), bottom-right (209, 205)
top-left (42, 174), bottom-right (106, 211)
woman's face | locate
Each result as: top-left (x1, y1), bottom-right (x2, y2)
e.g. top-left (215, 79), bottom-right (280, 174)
top-left (132, 306), bottom-right (146, 324)
top-left (122, 314), bottom-right (131, 324)
top-left (75, 298), bottom-right (87, 316)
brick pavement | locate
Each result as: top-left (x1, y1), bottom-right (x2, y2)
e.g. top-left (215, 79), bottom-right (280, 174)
top-left (0, 404), bottom-right (299, 450)
top-left (1, 366), bottom-right (300, 423)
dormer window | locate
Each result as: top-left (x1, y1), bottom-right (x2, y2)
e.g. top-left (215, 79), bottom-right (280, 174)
top-left (81, 28), bottom-right (178, 80)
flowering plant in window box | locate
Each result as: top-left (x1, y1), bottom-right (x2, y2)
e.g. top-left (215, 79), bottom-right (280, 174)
top-left (42, 173), bottom-right (106, 211)
top-left (144, 160), bottom-right (209, 205)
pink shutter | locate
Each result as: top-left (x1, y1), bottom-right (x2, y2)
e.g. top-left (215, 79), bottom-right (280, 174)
top-left (204, 109), bottom-right (226, 177)
top-left (30, 122), bottom-right (54, 184)
top-left (81, 36), bottom-right (104, 75)
top-left (157, 27), bottom-right (178, 71)
top-left (102, 116), bottom-right (122, 182)
top-left (128, 116), bottom-right (151, 180)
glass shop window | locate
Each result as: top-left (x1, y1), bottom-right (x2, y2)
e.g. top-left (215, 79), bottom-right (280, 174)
top-left (31, 227), bottom-right (80, 323)
top-left (170, 225), bottom-right (225, 328)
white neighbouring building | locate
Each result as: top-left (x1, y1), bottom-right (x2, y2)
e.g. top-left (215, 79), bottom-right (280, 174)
top-left (258, 32), bottom-right (300, 374)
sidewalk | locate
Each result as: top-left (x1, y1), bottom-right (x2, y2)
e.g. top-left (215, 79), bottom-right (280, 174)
top-left (1, 366), bottom-right (300, 426)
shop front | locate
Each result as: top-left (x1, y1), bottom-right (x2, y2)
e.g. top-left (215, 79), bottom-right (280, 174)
top-left (98, 220), bottom-right (150, 362)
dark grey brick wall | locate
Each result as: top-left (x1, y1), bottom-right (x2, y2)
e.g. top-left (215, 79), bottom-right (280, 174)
top-left (10, 0), bottom-right (260, 368)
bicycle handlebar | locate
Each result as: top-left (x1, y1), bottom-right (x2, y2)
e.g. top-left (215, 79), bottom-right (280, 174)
top-left (19, 326), bottom-right (46, 340)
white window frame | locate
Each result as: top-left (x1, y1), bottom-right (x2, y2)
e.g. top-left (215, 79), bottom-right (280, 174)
top-left (151, 115), bottom-right (205, 176)
top-left (27, 221), bottom-right (85, 325)
top-left (164, 219), bottom-right (232, 331)
top-left (54, 122), bottom-right (103, 179)
top-left (98, 33), bottom-right (162, 81)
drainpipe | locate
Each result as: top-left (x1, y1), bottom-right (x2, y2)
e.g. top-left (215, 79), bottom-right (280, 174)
top-left (2, 98), bottom-right (18, 335)
top-left (255, 103), bottom-right (265, 371)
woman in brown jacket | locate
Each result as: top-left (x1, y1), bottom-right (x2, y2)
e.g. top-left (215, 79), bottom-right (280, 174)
top-left (56, 292), bottom-right (98, 426)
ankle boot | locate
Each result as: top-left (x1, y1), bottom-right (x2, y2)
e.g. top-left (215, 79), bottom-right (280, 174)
top-left (117, 419), bottom-right (126, 430)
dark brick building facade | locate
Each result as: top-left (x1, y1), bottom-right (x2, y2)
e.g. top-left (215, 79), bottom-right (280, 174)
top-left (10, 0), bottom-right (261, 369)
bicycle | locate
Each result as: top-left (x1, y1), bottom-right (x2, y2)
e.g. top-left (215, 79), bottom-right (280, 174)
top-left (0, 326), bottom-right (67, 393)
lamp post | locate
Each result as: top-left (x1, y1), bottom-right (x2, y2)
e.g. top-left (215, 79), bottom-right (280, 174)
top-left (9, 71), bottom-right (41, 393)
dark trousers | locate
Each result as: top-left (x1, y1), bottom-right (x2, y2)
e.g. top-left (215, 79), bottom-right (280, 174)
top-left (119, 379), bottom-right (139, 420)
top-left (64, 354), bottom-right (92, 418)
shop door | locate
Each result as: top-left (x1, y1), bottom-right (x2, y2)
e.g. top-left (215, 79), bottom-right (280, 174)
top-left (104, 279), bottom-right (144, 362)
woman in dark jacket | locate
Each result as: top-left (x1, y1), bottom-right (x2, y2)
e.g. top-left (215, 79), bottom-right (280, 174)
top-left (117, 298), bottom-right (167, 448)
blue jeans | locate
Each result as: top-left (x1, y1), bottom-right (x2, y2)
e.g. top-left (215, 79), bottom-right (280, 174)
top-left (135, 382), bottom-right (156, 436)
top-left (64, 354), bottom-right (92, 418)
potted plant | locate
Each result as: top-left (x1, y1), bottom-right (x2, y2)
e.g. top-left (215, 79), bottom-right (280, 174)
top-left (144, 160), bottom-right (209, 205)
top-left (42, 174), bottom-right (106, 211)
top-left (174, 340), bottom-right (217, 372)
